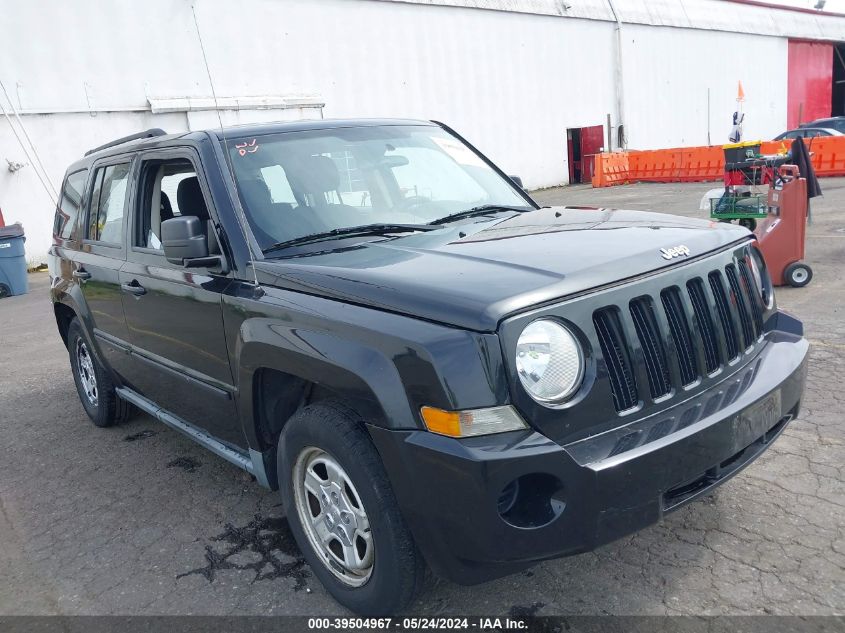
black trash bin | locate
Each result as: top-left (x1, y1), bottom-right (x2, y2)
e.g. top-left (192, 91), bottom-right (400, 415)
top-left (0, 223), bottom-right (28, 298)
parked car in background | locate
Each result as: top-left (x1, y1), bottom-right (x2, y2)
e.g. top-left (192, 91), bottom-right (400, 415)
top-left (50, 120), bottom-right (809, 615)
top-left (774, 127), bottom-right (842, 141)
top-left (798, 116), bottom-right (845, 133)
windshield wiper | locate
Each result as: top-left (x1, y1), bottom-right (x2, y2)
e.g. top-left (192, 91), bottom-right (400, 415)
top-left (427, 204), bottom-right (533, 226)
top-left (263, 223), bottom-right (437, 254)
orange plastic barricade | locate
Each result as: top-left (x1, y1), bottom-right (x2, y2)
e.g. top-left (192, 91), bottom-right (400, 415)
top-left (680, 146), bottom-right (723, 181)
top-left (807, 136), bottom-right (845, 176)
top-left (592, 151), bottom-right (630, 187)
top-left (630, 150), bottom-right (674, 182)
top-left (590, 135), bottom-right (845, 188)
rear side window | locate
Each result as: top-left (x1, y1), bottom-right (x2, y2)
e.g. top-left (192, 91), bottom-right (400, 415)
top-left (88, 163), bottom-right (131, 244)
top-left (54, 169), bottom-right (88, 239)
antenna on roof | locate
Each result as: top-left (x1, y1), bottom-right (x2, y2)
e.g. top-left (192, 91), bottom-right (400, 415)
top-left (190, 2), bottom-right (261, 290)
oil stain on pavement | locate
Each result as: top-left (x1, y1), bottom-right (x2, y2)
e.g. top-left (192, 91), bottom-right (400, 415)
top-left (167, 456), bottom-right (202, 472)
top-left (123, 429), bottom-right (158, 442)
top-left (178, 515), bottom-right (310, 591)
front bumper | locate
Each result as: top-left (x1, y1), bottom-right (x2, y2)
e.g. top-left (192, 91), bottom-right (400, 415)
top-left (369, 314), bottom-right (808, 585)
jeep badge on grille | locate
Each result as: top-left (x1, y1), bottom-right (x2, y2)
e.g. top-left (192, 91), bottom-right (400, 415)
top-left (660, 245), bottom-right (690, 260)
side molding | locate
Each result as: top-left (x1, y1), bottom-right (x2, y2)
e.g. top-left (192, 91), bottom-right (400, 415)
top-left (116, 387), bottom-right (271, 489)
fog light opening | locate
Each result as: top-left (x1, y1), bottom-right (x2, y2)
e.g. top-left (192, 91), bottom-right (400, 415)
top-left (497, 478), bottom-right (520, 515)
top-left (497, 473), bottom-right (565, 529)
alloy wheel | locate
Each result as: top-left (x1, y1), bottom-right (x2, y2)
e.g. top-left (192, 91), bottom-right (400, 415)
top-left (75, 338), bottom-right (98, 406)
top-left (293, 446), bottom-right (374, 586)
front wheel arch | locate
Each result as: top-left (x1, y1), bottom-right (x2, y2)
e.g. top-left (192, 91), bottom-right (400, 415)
top-left (54, 302), bottom-right (77, 348)
top-left (277, 400), bottom-right (426, 614)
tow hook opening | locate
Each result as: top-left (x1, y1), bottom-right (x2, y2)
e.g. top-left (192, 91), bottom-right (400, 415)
top-left (497, 473), bottom-right (565, 529)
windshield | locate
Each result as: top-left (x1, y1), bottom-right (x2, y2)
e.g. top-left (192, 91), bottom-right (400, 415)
top-left (226, 124), bottom-right (532, 251)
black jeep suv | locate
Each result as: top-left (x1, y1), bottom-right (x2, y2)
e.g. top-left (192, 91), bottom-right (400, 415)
top-left (50, 119), bottom-right (808, 614)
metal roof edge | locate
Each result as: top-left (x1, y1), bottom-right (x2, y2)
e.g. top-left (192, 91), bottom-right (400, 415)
top-left (371, 0), bottom-right (845, 41)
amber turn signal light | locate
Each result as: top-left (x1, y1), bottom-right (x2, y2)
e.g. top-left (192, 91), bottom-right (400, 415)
top-left (420, 405), bottom-right (528, 438)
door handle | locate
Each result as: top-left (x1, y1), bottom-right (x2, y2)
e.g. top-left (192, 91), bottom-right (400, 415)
top-left (121, 281), bottom-right (146, 296)
top-left (72, 269), bottom-right (91, 281)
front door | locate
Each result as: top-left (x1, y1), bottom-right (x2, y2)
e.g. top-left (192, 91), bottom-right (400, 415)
top-left (118, 151), bottom-right (242, 448)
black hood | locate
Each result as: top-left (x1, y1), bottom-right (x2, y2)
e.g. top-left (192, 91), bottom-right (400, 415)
top-left (254, 207), bottom-right (751, 332)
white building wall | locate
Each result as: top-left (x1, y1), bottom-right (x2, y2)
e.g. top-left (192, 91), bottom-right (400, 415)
top-left (0, 0), bottom-right (795, 263)
top-left (622, 24), bottom-right (788, 149)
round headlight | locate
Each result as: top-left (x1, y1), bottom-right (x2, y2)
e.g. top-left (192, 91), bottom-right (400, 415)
top-left (516, 319), bottom-right (584, 404)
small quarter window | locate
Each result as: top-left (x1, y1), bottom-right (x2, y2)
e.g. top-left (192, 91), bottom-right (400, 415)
top-left (88, 163), bottom-right (130, 243)
top-left (55, 169), bottom-right (88, 239)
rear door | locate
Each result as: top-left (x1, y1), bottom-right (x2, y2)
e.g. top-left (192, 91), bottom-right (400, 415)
top-left (72, 157), bottom-right (134, 379)
top-left (118, 149), bottom-right (242, 447)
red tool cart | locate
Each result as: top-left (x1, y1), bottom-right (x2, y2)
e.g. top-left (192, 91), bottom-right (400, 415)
top-left (711, 141), bottom-right (791, 231)
top-left (753, 164), bottom-right (812, 287)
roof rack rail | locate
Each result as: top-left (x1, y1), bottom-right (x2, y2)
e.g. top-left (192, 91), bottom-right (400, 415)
top-left (85, 128), bottom-right (167, 157)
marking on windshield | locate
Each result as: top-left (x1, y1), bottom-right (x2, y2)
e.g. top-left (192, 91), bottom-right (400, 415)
top-left (235, 139), bottom-right (259, 157)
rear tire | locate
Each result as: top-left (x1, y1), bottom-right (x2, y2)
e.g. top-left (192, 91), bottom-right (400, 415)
top-left (278, 401), bottom-right (425, 615)
top-left (67, 318), bottom-right (130, 427)
top-left (784, 262), bottom-right (813, 288)
top-left (0, 283), bottom-right (10, 299)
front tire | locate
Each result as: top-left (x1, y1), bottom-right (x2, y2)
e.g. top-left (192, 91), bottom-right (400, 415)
top-left (67, 318), bottom-right (130, 427)
top-left (278, 401), bottom-right (425, 615)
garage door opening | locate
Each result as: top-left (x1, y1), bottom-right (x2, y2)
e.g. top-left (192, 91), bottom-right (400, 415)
top-left (787, 39), bottom-right (833, 128)
top-left (567, 124), bottom-right (604, 185)
top-left (833, 43), bottom-right (845, 118)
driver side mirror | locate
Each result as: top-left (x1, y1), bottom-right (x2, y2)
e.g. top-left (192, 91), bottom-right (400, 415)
top-left (162, 216), bottom-right (211, 266)
top-left (509, 175), bottom-right (525, 189)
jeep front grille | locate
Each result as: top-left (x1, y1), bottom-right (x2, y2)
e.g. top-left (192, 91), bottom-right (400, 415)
top-left (725, 263), bottom-right (755, 349)
top-left (595, 260), bottom-right (765, 413)
top-left (738, 259), bottom-right (765, 335)
top-left (686, 278), bottom-right (720, 374)
top-left (629, 297), bottom-right (671, 399)
top-left (660, 287), bottom-right (699, 386)
top-left (709, 271), bottom-right (740, 361)
top-left (592, 308), bottom-right (639, 412)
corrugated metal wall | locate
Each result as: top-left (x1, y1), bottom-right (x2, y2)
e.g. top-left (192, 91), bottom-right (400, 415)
top-left (623, 24), bottom-right (788, 149)
top-left (0, 0), bottom-right (831, 262)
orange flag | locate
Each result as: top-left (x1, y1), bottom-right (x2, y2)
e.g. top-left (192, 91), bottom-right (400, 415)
top-left (737, 81), bottom-right (745, 102)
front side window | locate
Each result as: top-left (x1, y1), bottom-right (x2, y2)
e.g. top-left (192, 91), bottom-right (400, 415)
top-left (88, 163), bottom-right (131, 243)
top-left (55, 169), bottom-right (88, 239)
top-left (226, 125), bottom-right (529, 250)
top-left (135, 159), bottom-right (200, 250)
